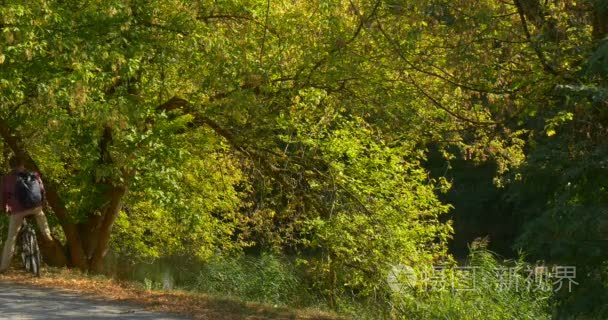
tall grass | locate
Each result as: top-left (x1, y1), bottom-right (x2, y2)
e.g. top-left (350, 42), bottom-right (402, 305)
top-left (191, 252), bottom-right (317, 307)
top-left (188, 252), bottom-right (395, 319)
top-left (114, 248), bottom-right (556, 319)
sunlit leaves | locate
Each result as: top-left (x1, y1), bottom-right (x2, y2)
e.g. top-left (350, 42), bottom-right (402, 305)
top-left (3, 0), bottom-right (585, 302)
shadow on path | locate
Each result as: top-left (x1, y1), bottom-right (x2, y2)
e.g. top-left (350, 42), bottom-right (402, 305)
top-left (0, 282), bottom-right (189, 319)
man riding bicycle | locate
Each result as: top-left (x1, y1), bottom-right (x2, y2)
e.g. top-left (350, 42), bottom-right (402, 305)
top-left (0, 155), bottom-right (53, 272)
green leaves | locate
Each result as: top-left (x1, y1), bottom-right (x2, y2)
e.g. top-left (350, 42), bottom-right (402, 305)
top-left (7, 0), bottom-right (599, 310)
top-left (544, 111), bottom-right (573, 137)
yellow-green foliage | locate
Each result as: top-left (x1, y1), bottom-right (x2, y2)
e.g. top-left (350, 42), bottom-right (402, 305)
top-left (1, 0), bottom-right (606, 316)
top-left (112, 151), bottom-right (250, 261)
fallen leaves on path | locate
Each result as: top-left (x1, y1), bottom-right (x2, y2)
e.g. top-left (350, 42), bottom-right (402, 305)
top-left (0, 269), bottom-right (342, 320)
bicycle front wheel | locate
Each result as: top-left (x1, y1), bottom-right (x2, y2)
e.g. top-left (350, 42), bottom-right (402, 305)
top-left (29, 254), bottom-right (39, 276)
top-left (20, 223), bottom-right (41, 277)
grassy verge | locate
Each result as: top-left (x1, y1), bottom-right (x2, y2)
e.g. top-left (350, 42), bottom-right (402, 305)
top-left (0, 268), bottom-right (342, 320)
top-left (114, 252), bottom-right (384, 319)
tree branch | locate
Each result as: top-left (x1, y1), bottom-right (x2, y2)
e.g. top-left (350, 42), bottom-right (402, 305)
top-left (374, 19), bottom-right (519, 95)
top-left (406, 74), bottom-right (499, 126)
top-left (513, 0), bottom-right (560, 76)
top-left (297, 0), bottom-right (382, 85)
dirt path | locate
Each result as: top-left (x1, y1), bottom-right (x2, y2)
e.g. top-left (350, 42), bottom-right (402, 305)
top-left (0, 269), bottom-right (341, 320)
top-left (0, 282), bottom-right (189, 320)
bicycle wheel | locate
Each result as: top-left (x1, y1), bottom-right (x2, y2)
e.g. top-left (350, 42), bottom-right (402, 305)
top-left (19, 225), bottom-right (30, 270)
top-left (30, 235), bottom-right (41, 277)
top-left (28, 228), bottom-right (40, 276)
top-left (29, 254), bottom-right (39, 276)
top-left (19, 222), bottom-right (41, 276)
top-left (26, 233), bottom-right (34, 274)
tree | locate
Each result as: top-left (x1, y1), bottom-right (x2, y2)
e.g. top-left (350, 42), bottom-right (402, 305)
top-left (10, 1), bottom-right (597, 307)
top-left (0, 0), bottom-right (459, 285)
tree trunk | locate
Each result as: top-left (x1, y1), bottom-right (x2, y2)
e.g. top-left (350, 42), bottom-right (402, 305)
top-left (79, 213), bottom-right (104, 260)
top-left (38, 236), bottom-right (69, 267)
top-left (43, 184), bottom-right (88, 270)
top-left (89, 186), bottom-right (127, 273)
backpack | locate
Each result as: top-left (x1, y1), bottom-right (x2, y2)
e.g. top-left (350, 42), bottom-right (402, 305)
top-left (14, 171), bottom-right (43, 209)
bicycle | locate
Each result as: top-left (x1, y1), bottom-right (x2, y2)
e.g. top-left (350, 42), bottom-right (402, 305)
top-left (18, 219), bottom-right (41, 277)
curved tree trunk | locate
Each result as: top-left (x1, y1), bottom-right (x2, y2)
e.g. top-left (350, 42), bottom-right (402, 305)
top-left (89, 186), bottom-right (127, 273)
top-left (80, 213), bottom-right (104, 261)
top-left (42, 183), bottom-right (88, 270)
